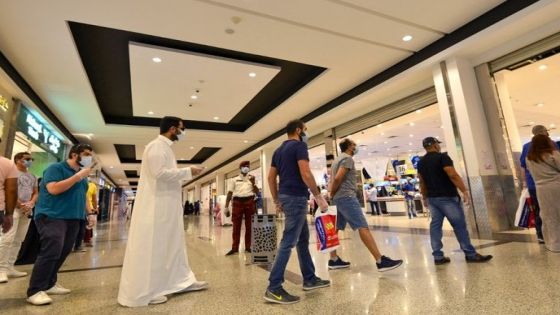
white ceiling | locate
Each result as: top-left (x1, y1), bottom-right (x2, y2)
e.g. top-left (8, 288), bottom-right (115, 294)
top-left (130, 42), bottom-right (280, 122)
top-left (0, 0), bottom-right (558, 188)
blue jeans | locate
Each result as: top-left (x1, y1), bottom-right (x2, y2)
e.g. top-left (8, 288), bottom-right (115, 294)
top-left (334, 196), bottom-right (369, 230)
top-left (268, 194), bottom-right (316, 290)
top-left (428, 197), bottom-right (476, 259)
top-left (405, 198), bottom-right (416, 218)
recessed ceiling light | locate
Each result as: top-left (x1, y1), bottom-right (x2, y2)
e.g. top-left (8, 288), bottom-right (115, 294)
top-left (191, 95), bottom-right (198, 100)
top-left (383, 141), bottom-right (388, 144)
top-left (380, 132), bottom-right (385, 136)
top-left (213, 116), bottom-right (219, 120)
top-left (550, 123), bottom-right (556, 128)
top-left (416, 110), bottom-right (422, 114)
top-left (409, 134), bottom-right (414, 138)
top-left (110, 166), bottom-right (114, 169)
top-left (249, 72), bottom-right (256, 77)
top-left (440, 125), bottom-right (444, 129)
top-left (152, 57), bottom-right (162, 63)
top-left (189, 146), bottom-right (194, 149)
top-left (539, 64), bottom-right (548, 70)
top-left (402, 35), bottom-right (413, 42)
top-left (377, 124), bottom-right (383, 128)
top-left (386, 148), bottom-right (390, 151)
top-left (529, 121), bottom-right (535, 125)
top-left (243, 140), bottom-right (249, 143)
top-left (536, 103), bottom-right (544, 107)
top-left (409, 122), bottom-right (415, 126)
top-left (408, 142), bottom-right (412, 146)
top-left (148, 111), bottom-right (154, 115)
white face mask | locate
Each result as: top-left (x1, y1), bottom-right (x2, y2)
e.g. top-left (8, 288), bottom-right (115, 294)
top-left (79, 155), bottom-right (93, 168)
top-left (177, 129), bottom-right (187, 141)
top-left (241, 167), bottom-right (250, 174)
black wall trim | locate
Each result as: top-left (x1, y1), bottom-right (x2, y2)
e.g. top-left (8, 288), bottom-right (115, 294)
top-left (69, 21), bottom-right (326, 132)
top-left (124, 170), bottom-right (139, 178)
top-left (0, 51), bottom-right (78, 144)
top-left (115, 144), bottom-right (220, 165)
top-left (185, 0), bottom-right (539, 186)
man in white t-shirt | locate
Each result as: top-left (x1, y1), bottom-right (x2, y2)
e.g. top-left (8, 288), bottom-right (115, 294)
top-left (367, 185), bottom-right (380, 216)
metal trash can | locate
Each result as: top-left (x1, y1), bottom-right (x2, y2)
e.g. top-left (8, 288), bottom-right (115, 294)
top-left (251, 214), bottom-right (277, 264)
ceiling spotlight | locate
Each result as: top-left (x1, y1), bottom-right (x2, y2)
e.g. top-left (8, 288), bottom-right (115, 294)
top-left (402, 35), bottom-right (413, 42)
top-left (416, 110), bottom-right (422, 114)
top-left (249, 72), bottom-right (256, 77)
top-left (148, 111), bottom-right (154, 115)
top-left (189, 146), bottom-right (194, 149)
top-left (377, 124), bottom-right (383, 128)
top-left (225, 28), bottom-right (235, 35)
top-left (191, 95), bottom-right (198, 100)
top-left (538, 64), bottom-right (548, 70)
top-left (409, 134), bottom-right (414, 138)
top-left (380, 132), bottom-right (385, 136)
top-left (536, 103), bottom-right (544, 107)
top-left (110, 166), bottom-right (114, 169)
top-left (409, 122), bottom-right (415, 126)
top-left (213, 116), bottom-right (219, 120)
top-left (243, 140), bottom-right (249, 143)
top-left (152, 57), bottom-right (162, 63)
top-left (529, 121), bottom-right (535, 125)
top-left (384, 141), bottom-right (388, 144)
top-left (550, 123), bottom-right (556, 128)
top-left (408, 142), bottom-right (412, 146)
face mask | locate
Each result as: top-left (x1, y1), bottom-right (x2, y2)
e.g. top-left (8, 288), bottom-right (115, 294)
top-left (177, 129), bottom-right (186, 141)
top-left (352, 146), bottom-right (359, 155)
top-left (79, 155), bottom-right (93, 168)
top-left (241, 167), bottom-right (250, 174)
top-left (299, 132), bottom-right (308, 144)
top-left (23, 160), bottom-right (33, 168)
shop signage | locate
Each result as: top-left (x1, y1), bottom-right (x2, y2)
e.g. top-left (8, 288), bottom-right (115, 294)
top-left (17, 107), bottom-right (64, 157)
top-left (0, 95), bottom-right (9, 112)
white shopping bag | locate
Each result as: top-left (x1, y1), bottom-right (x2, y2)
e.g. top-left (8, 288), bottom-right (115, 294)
top-left (514, 189), bottom-right (530, 227)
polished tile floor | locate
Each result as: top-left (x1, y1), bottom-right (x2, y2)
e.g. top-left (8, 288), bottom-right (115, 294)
top-left (0, 214), bottom-right (558, 314)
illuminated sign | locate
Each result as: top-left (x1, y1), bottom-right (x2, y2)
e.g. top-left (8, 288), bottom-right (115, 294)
top-left (17, 107), bottom-right (64, 158)
top-left (0, 95), bottom-right (8, 112)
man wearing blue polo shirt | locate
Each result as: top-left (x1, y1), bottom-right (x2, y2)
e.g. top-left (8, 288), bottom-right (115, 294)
top-left (26, 144), bottom-right (94, 305)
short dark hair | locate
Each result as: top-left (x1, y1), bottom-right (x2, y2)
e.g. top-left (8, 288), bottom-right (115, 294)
top-left (14, 152), bottom-right (31, 162)
top-left (339, 138), bottom-right (354, 152)
top-left (285, 119), bottom-right (305, 135)
top-left (160, 116), bottom-right (183, 134)
top-left (68, 144), bottom-right (93, 159)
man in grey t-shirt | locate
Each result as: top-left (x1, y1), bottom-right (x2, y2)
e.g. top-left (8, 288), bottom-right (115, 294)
top-left (327, 138), bottom-right (402, 272)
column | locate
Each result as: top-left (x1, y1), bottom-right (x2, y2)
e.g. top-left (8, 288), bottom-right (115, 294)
top-left (194, 183), bottom-right (201, 202)
top-left (216, 172), bottom-right (225, 196)
top-left (260, 146), bottom-right (276, 214)
top-left (433, 57), bottom-right (511, 237)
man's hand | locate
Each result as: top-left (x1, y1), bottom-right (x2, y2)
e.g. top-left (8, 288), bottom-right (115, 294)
top-left (274, 200), bottom-right (283, 213)
top-left (462, 191), bottom-right (471, 207)
top-left (76, 167), bottom-right (92, 180)
top-left (2, 214), bottom-right (13, 233)
top-left (315, 195), bottom-right (329, 212)
top-left (190, 166), bottom-right (204, 176)
top-left (422, 198), bottom-right (429, 209)
top-left (87, 214), bottom-right (97, 228)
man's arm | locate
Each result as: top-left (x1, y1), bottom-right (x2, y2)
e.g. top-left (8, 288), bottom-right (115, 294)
top-left (267, 167), bottom-right (282, 212)
top-left (329, 167), bottom-right (348, 197)
top-left (5, 178), bottom-right (17, 216)
top-left (225, 191), bottom-right (233, 208)
top-left (47, 167), bottom-right (91, 195)
top-left (298, 160), bottom-right (321, 196)
top-left (92, 192), bottom-right (98, 211)
top-left (443, 166), bottom-right (470, 205)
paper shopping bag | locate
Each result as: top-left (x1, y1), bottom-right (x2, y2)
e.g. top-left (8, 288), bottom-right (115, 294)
top-left (315, 210), bottom-right (340, 253)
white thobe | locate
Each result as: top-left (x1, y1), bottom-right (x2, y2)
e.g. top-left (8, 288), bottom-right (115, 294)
top-left (118, 135), bottom-right (195, 307)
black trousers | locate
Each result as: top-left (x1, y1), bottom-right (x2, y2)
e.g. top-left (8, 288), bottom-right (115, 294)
top-left (528, 188), bottom-right (544, 239)
top-left (27, 217), bottom-right (80, 297)
top-left (369, 201), bottom-right (380, 215)
top-left (74, 219), bottom-right (86, 249)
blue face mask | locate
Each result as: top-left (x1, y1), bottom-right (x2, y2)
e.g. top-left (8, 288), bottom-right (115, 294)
top-left (299, 132), bottom-right (308, 144)
top-left (23, 160), bottom-right (33, 168)
top-left (241, 167), bottom-right (250, 174)
top-left (79, 156), bottom-right (93, 168)
top-left (353, 146), bottom-right (359, 155)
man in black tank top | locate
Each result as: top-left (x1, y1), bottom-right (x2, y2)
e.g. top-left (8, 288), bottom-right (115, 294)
top-left (417, 137), bottom-right (492, 265)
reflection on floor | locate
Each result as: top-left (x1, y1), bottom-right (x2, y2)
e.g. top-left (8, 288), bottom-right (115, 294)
top-left (0, 214), bottom-right (558, 314)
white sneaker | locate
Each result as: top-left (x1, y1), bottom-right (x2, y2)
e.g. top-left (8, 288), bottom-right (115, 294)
top-left (149, 296), bottom-right (168, 305)
top-left (0, 272), bottom-right (7, 283)
top-left (7, 268), bottom-right (28, 278)
top-left (178, 281), bottom-right (209, 293)
top-left (46, 283), bottom-right (71, 295)
top-left (27, 291), bottom-right (53, 305)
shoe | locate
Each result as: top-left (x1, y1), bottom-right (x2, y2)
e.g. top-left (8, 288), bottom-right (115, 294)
top-left (225, 249), bottom-right (238, 256)
top-left (0, 272), bottom-right (7, 283)
top-left (85, 242), bottom-right (93, 247)
top-left (27, 291), bottom-right (53, 305)
top-left (538, 238), bottom-right (545, 244)
top-left (149, 296), bottom-right (168, 305)
top-left (46, 283), bottom-right (71, 295)
top-left (466, 253), bottom-right (493, 263)
top-left (178, 281), bottom-right (209, 293)
top-left (434, 257), bottom-right (451, 265)
top-left (302, 277), bottom-right (330, 291)
top-left (263, 288), bottom-right (300, 305)
top-left (7, 268), bottom-right (28, 278)
top-left (74, 247), bottom-right (86, 252)
top-left (376, 256), bottom-right (403, 272)
top-left (328, 257), bottom-right (351, 270)
top-left (245, 248), bottom-right (252, 253)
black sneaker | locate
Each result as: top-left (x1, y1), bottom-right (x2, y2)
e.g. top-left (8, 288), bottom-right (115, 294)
top-left (303, 277), bottom-right (330, 291)
top-left (246, 248), bottom-right (252, 253)
top-left (538, 238), bottom-right (545, 244)
top-left (225, 249), bottom-right (238, 256)
top-left (328, 258), bottom-right (351, 270)
top-left (466, 253), bottom-right (493, 263)
top-left (434, 257), bottom-right (451, 265)
top-left (376, 256), bottom-right (403, 272)
top-left (263, 288), bottom-right (300, 304)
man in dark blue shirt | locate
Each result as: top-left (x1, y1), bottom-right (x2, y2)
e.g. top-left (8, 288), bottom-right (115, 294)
top-left (519, 125), bottom-right (557, 244)
top-left (264, 119), bottom-right (330, 305)
top-left (26, 144), bottom-right (93, 305)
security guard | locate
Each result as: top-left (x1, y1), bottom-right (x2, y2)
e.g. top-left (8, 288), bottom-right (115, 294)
top-left (225, 161), bottom-right (258, 256)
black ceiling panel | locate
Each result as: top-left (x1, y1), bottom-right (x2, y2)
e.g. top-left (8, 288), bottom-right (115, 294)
top-left (69, 21), bottom-right (326, 132)
top-left (190, 147), bottom-right (220, 162)
top-left (129, 181), bottom-right (138, 186)
top-left (114, 144), bottom-right (219, 164)
top-left (124, 170), bottom-right (139, 178)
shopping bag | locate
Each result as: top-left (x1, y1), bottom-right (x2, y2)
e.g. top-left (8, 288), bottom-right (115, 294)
top-left (514, 189), bottom-right (530, 226)
top-left (314, 209), bottom-right (340, 253)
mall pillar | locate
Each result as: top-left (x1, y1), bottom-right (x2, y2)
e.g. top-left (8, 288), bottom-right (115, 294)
top-left (216, 172), bottom-right (225, 196)
top-left (194, 183), bottom-right (201, 202)
top-left (323, 128), bottom-right (338, 181)
top-left (260, 146), bottom-right (276, 214)
top-left (433, 57), bottom-right (511, 238)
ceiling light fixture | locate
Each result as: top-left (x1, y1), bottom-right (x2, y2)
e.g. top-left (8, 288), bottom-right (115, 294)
top-left (243, 140), bottom-right (249, 143)
top-left (249, 72), bottom-right (256, 77)
top-left (402, 35), bottom-right (413, 42)
top-left (409, 142), bottom-right (412, 146)
top-left (189, 146), bottom-right (194, 149)
top-left (377, 124), bottom-right (383, 128)
top-left (409, 134), bottom-right (414, 138)
top-left (416, 110), bottom-right (422, 114)
top-left (148, 111), bottom-right (154, 115)
top-left (536, 103), bottom-right (544, 107)
top-left (550, 123), bottom-right (556, 128)
top-left (538, 64), bottom-right (548, 70)
top-left (213, 116), bottom-right (219, 120)
top-left (152, 57), bottom-right (162, 63)
top-left (191, 95), bottom-right (198, 100)
top-left (409, 122), bottom-right (415, 126)
top-left (529, 121), bottom-right (535, 125)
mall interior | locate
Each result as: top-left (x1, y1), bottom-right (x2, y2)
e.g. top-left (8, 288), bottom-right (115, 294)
top-left (1, 1), bottom-right (560, 314)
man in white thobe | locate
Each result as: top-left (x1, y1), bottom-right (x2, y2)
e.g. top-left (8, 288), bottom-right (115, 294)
top-left (118, 116), bottom-right (208, 307)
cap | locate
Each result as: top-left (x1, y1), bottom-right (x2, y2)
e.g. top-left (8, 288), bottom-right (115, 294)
top-left (532, 125), bottom-right (548, 136)
top-left (239, 160), bottom-right (250, 167)
top-left (422, 137), bottom-right (442, 148)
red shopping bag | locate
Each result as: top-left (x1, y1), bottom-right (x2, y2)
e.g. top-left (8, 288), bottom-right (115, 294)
top-left (315, 211), bottom-right (340, 253)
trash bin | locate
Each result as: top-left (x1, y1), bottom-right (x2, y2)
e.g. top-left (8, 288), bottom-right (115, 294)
top-left (251, 214), bottom-right (277, 264)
